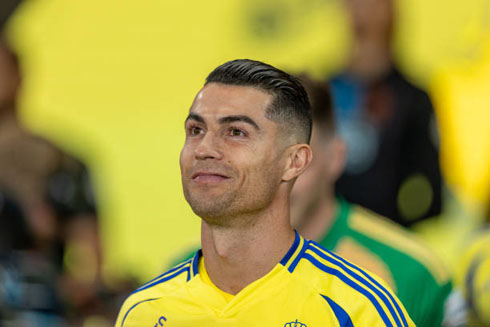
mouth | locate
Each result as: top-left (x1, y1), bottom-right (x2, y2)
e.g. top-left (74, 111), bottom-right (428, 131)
top-left (191, 171), bottom-right (230, 184)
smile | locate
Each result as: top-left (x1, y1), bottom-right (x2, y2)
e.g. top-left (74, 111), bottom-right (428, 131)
top-left (191, 172), bottom-right (230, 184)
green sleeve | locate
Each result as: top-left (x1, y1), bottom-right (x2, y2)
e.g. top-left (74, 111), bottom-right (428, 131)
top-left (400, 277), bottom-right (452, 327)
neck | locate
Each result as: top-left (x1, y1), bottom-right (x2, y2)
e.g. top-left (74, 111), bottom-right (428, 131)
top-left (200, 204), bottom-right (295, 295)
top-left (347, 33), bottom-right (392, 82)
top-left (297, 191), bottom-right (337, 242)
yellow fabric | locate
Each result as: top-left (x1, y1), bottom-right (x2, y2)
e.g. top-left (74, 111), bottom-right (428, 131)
top-left (115, 234), bottom-right (414, 326)
top-left (198, 257), bottom-right (235, 303)
top-left (455, 230), bottom-right (490, 326)
top-left (335, 237), bottom-right (396, 292)
top-left (431, 40), bottom-right (490, 205)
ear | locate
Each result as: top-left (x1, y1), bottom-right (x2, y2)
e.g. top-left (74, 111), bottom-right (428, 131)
top-left (282, 144), bottom-right (313, 182)
top-left (327, 137), bottom-right (346, 182)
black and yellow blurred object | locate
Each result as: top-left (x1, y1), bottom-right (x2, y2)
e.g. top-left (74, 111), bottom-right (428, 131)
top-left (455, 229), bottom-right (490, 326)
top-left (3, 0), bottom-right (490, 282)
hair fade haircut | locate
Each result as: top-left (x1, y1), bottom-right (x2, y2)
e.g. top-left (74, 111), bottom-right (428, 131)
top-left (205, 59), bottom-right (312, 143)
top-left (297, 74), bottom-right (335, 137)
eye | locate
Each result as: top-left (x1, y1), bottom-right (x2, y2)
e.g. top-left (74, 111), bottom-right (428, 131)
top-left (188, 125), bottom-right (204, 136)
top-left (228, 127), bottom-right (247, 137)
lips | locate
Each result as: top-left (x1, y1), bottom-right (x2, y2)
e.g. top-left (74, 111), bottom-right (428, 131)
top-left (191, 171), bottom-right (230, 184)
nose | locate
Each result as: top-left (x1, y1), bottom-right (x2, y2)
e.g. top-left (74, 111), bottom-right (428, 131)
top-left (195, 132), bottom-right (223, 160)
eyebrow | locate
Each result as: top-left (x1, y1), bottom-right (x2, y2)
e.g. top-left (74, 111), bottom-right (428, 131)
top-left (185, 113), bottom-right (260, 131)
top-left (219, 115), bottom-right (260, 130)
top-left (185, 113), bottom-right (205, 124)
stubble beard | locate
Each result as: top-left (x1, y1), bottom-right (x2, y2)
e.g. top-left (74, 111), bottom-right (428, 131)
top-left (183, 175), bottom-right (278, 228)
top-left (184, 187), bottom-right (238, 226)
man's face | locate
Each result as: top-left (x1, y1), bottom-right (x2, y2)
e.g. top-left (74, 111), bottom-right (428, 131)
top-left (180, 83), bottom-right (286, 225)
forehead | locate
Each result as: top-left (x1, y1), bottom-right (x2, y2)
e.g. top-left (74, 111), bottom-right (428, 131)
top-left (189, 83), bottom-right (273, 118)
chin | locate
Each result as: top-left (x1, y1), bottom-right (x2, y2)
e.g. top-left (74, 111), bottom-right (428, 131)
top-left (186, 194), bottom-right (232, 218)
top-left (191, 206), bottom-right (234, 226)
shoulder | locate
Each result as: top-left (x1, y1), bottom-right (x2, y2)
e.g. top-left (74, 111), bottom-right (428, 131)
top-left (388, 67), bottom-right (435, 111)
top-left (133, 257), bottom-right (195, 294)
top-left (115, 257), bottom-right (195, 327)
top-left (292, 239), bottom-right (415, 327)
top-left (348, 205), bottom-right (450, 285)
top-left (389, 68), bottom-right (429, 95)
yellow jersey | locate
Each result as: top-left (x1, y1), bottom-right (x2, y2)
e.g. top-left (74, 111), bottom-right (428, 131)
top-left (115, 231), bottom-right (414, 327)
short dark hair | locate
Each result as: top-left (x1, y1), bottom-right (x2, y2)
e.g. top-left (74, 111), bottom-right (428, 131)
top-left (297, 74), bottom-right (335, 137)
top-left (205, 59), bottom-right (312, 143)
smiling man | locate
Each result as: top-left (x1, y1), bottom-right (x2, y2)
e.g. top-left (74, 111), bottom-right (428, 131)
top-left (115, 59), bottom-right (415, 327)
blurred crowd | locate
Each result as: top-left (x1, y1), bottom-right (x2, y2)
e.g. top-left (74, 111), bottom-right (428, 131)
top-left (0, 0), bottom-right (489, 326)
top-left (0, 2), bottom-right (136, 326)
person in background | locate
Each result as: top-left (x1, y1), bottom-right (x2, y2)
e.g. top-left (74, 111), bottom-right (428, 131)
top-left (330, 0), bottom-right (442, 226)
top-left (0, 2), bottom-right (135, 325)
top-left (291, 75), bottom-right (464, 327)
top-left (0, 2), bottom-right (66, 324)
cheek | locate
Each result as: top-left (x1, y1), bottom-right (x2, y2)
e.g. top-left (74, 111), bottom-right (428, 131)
top-left (179, 146), bottom-right (192, 170)
top-left (254, 153), bottom-right (283, 186)
top-left (235, 153), bottom-right (273, 186)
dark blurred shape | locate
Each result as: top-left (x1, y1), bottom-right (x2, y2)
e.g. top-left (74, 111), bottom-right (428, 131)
top-left (0, 193), bottom-right (32, 254)
top-left (45, 158), bottom-right (97, 221)
top-left (0, 0), bottom-right (21, 29)
top-left (0, 193), bottom-right (64, 326)
top-left (329, 0), bottom-right (442, 226)
top-left (0, 3), bottom-right (134, 326)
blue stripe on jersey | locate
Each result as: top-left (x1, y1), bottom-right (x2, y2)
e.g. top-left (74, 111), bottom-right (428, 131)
top-left (121, 297), bottom-right (160, 327)
top-left (288, 239), bottom-right (309, 273)
top-left (310, 242), bottom-right (408, 327)
top-left (136, 259), bottom-right (192, 292)
top-left (280, 230), bottom-right (300, 266)
top-left (133, 265), bottom-right (190, 294)
top-left (321, 294), bottom-right (354, 327)
top-left (191, 250), bottom-right (200, 278)
top-left (303, 253), bottom-right (393, 327)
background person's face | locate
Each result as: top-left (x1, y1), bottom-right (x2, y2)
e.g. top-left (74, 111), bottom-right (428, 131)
top-left (345, 0), bottom-right (393, 37)
top-left (290, 128), bottom-right (328, 226)
top-left (180, 83), bottom-right (285, 226)
top-left (290, 127), bottom-right (340, 228)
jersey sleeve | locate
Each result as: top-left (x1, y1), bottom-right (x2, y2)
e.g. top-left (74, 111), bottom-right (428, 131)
top-left (405, 277), bottom-right (452, 327)
top-left (348, 273), bottom-right (416, 327)
top-left (114, 293), bottom-right (163, 327)
top-left (305, 242), bottom-right (416, 326)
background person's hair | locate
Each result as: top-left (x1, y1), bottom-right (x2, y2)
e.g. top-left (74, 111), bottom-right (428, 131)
top-left (205, 59), bottom-right (312, 143)
top-left (297, 74), bottom-right (335, 138)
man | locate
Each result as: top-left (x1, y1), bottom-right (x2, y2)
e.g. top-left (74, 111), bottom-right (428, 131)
top-left (330, 0), bottom-right (442, 225)
top-left (291, 76), bottom-right (456, 327)
top-left (115, 59), bottom-right (414, 326)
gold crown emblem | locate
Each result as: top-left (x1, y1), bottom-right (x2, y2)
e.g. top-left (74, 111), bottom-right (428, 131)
top-left (284, 319), bottom-right (307, 327)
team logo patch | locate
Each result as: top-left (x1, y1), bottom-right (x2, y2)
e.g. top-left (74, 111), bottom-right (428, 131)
top-left (283, 319), bottom-right (307, 327)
